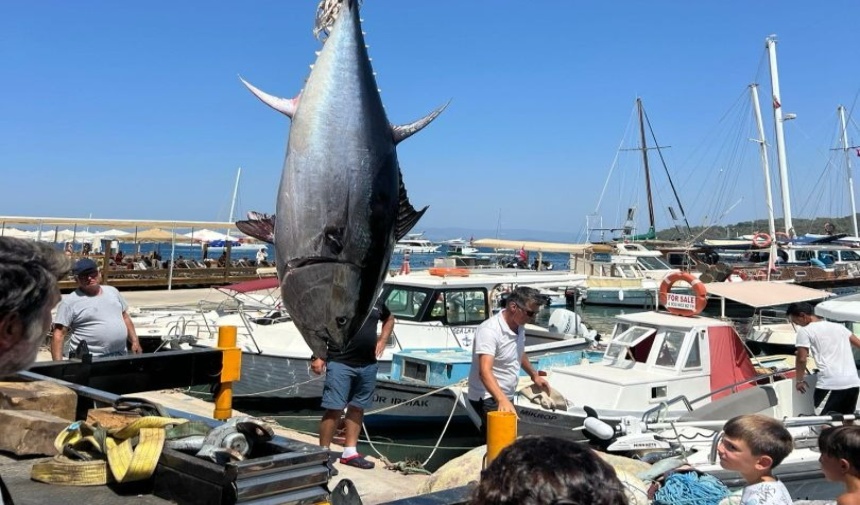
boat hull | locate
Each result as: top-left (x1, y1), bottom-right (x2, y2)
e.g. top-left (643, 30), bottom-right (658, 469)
top-left (225, 351), bottom-right (392, 399)
top-left (366, 379), bottom-right (475, 429)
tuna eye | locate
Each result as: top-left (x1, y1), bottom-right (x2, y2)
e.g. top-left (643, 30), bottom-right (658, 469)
top-left (336, 317), bottom-right (348, 327)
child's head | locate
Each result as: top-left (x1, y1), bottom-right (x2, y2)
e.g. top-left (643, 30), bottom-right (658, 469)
top-left (818, 425), bottom-right (860, 482)
top-left (719, 415), bottom-right (794, 478)
top-left (470, 436), bottom-right (629, 505)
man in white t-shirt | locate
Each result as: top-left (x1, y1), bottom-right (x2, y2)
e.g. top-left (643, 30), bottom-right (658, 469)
top-left (467, 286), bottom-right (549, 434)
top-left (786, 302), bottom-right (860, 420)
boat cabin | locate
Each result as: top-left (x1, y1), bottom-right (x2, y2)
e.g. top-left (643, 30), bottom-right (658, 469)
top-left (543, 311), bottom-right (761, 417)
top-left (380, 270), bottom-right (588, 350)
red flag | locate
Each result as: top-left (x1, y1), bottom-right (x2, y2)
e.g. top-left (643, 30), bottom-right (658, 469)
top-left (773, 96), bottom-right (781, 109)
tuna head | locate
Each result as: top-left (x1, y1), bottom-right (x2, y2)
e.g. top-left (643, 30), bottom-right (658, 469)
top-left (278, 260), bottom-right (367, 359)
top-left (239, 0), bottom-right (446, 359)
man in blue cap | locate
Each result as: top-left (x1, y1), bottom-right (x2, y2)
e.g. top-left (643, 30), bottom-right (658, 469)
top-left (51, 258), bottom-right (142, 359)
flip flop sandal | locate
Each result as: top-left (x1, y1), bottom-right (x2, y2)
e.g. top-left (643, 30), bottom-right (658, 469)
top-left (339, 454), bottom-right (375, 469)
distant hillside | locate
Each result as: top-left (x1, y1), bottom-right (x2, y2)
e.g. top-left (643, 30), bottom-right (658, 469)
top-left (656, 214), bottom-right (860, 241)
top-left (414, 214), bottom-right (860, 245)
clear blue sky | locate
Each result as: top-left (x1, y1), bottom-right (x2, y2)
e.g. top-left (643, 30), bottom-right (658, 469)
top-left (2, 1), bottom-right (858, 239)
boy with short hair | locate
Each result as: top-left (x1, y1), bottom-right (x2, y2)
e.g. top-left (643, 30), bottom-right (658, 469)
top-left (718, 415), bottom-right (794, 504)
top-left (818, 426), bottom-right (860, 505)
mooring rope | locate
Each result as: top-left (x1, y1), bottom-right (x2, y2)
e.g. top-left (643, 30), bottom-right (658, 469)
top-left (314, 0), bottom-right (362, 41)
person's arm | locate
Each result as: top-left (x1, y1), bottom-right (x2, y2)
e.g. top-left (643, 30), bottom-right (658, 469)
top-left (521, 354), bottom-right (549, 390)
top-left (122, 312), bottom-right (142, 354)
top-left (51, 325), bottom-right (66, 361)
top-left (375, 313), bottom-right (395, 357)
top-left (850, 334), bottom-right (860, 349)
top-left (795, 346), bottom-right (809, 392)
top-left (478, 354), bottom-right (516, 413)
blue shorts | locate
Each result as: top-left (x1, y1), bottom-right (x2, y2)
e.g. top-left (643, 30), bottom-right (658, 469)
top-left (320, 361), bottom-right (378, 411)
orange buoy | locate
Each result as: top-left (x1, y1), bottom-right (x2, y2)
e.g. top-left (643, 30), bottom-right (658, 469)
top-left (658, 272), bottom-right (707, 317)
top-left (752, 232), bottom-right (772, 248)
top-left (729, 269), bottom-right (749, 282)
top-left (428, 267), bottom-right (470, 277)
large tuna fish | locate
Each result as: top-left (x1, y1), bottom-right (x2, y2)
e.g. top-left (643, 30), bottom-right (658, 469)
top-left (237, 0), bottom-right (445, 359)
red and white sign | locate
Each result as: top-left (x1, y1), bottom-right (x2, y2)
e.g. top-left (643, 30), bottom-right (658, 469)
top-left (664, 293), bottom-right (697, 312)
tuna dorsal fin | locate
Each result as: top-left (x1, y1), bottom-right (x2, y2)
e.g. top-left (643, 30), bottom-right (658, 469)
top-left (391, 100), bottom-right (450, 144)
top-left (236, 212), bottom-right (276, 244)
top-left (239, 76), bottom-right (299, 119)
top-left (395, 172), bottom-right (428, 241)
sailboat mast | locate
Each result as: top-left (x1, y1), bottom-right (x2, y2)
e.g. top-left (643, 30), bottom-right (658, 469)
top-left (750, 84), bottom-right (778, 243)
top-left (227, 167), bottom-right (242, 240)
top-left (637, 98), bottom-right (656, 234)
top-left (766, 35), bottom-right (794, 235)
top-left (838, 106), bottom-right (858, 237)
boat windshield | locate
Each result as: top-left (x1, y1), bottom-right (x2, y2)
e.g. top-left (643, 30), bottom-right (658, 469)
top-left (604, 326), bottom-right (656, 362)
top-left (637, 256), bottom-right (672, 270)
top-left (383, 286), bottom-right (433, 320)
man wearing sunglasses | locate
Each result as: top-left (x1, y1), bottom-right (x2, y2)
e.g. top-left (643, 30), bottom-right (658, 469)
top-left (51, 258), bottom-right (142, 360)
top-left (467, 286), bottom-right (549, 435)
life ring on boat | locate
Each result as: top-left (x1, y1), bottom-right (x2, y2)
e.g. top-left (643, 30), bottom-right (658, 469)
top-left (658, 272), bottom-right (707, 317)
top-left (429, 267), bottom-right (470, 277)
top-left (752, 232), bottom-right (772, 248)
top-left (728, 269), bottom-right (749, 282)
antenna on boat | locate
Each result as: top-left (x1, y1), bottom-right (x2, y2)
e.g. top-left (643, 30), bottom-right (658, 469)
top-left (227, 167), bottom-right (242, 241)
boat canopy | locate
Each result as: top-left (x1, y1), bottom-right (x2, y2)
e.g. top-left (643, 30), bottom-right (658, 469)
top-left (815, 293), bottom-right (860, 322)
top-left (472, 238), bottom-right (604, 254)
top-left (704, 282), bottom-right (830, 309)
top-left (219, 277), bottom-right (280, 294)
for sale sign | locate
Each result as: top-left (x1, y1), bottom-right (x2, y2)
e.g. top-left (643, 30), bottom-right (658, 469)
top-left (665, 293), bottom-right (696, 311)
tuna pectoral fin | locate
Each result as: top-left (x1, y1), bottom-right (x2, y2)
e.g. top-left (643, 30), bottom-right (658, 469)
top-left (239, 76), bottom-right (298, 118)
top-left (236, 211), bottom-right (276, 244)
top-left (395, 172), bottom-right (428, 241)
top-left (391, 100), bottom-right (450, 144)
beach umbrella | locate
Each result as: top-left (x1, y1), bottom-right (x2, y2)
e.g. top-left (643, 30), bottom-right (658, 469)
top-left (118, 228), bottom-right (193, 243)
top-left (0, 228), bottom-right (35, 239)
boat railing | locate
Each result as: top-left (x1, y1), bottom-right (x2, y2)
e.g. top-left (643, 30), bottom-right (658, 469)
top-left (641, 367), bottom-right (794, 423)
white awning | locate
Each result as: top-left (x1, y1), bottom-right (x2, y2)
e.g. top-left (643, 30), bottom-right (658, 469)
top-left (471, 238), bottom-right (602, 254)
top-left (815, 294), bottom-right (860, 322)
top-left (704, 282), bottom-right (831, 308)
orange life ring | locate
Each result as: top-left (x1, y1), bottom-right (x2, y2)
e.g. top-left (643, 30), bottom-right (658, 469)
top-left (752, 232), bottom-right (772, 248)
top-left (429, 267), bottom-right (470, 277)
top-left (728, 269), bottom-right (749, 282)
top-left (659, 272), bottom-right (707, 317)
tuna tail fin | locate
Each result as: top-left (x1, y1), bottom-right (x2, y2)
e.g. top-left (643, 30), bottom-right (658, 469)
top-left (236, 211), bottom-right (276, 244)
top-left (391, 100), bottom-right (450, 144)
top-left (395, 171), bottom-right (428, 241)
top-left (239, 76), bottom-right (299, 118)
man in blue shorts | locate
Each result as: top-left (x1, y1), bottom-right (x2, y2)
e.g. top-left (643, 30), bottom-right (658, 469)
top-left (311, 299), bottom-right (394, 473)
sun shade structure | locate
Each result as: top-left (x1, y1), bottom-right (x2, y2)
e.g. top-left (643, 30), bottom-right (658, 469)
top-left (118, 228), bottom-right (194, 243)
top-left (704, 281), bottom-right (831, 309)
top-left (472, 238), bottom-right (597, 254)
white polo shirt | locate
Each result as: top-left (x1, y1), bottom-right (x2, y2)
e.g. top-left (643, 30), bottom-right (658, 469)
top-left (467, 310), bottom-right (525, 401)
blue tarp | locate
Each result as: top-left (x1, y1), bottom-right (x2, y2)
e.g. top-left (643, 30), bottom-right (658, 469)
top-left (208, 239), bottom-right (241, 247)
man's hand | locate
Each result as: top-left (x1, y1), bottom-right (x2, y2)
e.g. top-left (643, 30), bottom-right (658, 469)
top-left (497, 397), bottom-right (517, 416)
top-left (310, 357), bottom-right (326, 375)
top-left (130, 341), bottom-right (143, 354)
top-left (532, 374), bottom-right (550, 392)
top-left (796, 379), bottom-right (808, 393)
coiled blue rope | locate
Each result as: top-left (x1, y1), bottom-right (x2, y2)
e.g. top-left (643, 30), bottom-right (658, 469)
top-left (653, 471), bottom-right (730, 505)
